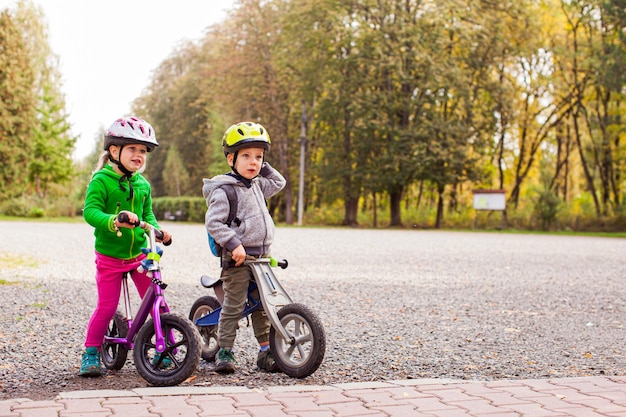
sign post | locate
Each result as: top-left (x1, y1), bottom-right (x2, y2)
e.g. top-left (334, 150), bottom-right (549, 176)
top-left (472, 189), bottom-right (506, 229)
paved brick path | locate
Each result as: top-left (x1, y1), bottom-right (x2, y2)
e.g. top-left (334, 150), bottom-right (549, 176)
top-left (2, 377), bottom-right (626, 416)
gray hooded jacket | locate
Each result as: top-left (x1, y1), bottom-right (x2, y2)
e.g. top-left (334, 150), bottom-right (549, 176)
top-left (202, 162), bottom-right (286, 256)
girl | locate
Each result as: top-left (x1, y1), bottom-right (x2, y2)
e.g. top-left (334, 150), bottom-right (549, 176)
top-left (80, 116), bottom-right (171, 377)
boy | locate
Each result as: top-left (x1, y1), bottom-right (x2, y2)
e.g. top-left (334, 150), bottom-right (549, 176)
top-left (202, 121), bottom-right (286, 373)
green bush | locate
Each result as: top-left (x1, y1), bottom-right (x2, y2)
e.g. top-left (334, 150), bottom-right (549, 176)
top-left (27, 207), bottom-right (46, 218)
top-left (533, 188), bottom-right (562, 231)
top-left (0, 197), bottom-right (30, 217)
top-left (0, 196), bottom-right (47, 217)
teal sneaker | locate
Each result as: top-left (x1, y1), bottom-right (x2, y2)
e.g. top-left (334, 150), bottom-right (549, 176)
top-left (152, 352), bottom-right (173, 369)
top-left (79, 347), bottom-right (102, 377)
top-left (257, 348), bottom-right (280, 373)
top-left (215, 348), bottom-right (236, 374)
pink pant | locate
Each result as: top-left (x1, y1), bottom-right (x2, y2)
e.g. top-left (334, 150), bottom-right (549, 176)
top-left (84, 251), bottom-right (150, 348)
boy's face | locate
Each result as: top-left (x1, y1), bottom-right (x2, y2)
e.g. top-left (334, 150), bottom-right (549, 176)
top-left (229, 147), bottom-right (265, 179)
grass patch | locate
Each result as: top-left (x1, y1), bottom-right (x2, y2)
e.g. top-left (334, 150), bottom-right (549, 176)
top-left (0, 253), bottom-right (37, 269)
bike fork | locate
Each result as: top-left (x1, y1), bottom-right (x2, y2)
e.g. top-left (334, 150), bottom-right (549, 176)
top-left (250, 263), bottom-right (294, 342)
top-left (122, 274), bottom-right (133, 328)
top-left (150, 277), bottom-right (174, 354)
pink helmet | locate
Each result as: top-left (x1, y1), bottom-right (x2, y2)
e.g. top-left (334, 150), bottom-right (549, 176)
top-left (104, 116), bottom-right (158, 152)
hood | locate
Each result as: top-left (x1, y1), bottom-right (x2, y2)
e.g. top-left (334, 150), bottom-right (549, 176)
top-left (202, 174), bottom-right (240, 199)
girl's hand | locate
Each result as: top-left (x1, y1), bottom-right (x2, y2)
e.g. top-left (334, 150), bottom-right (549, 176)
top-left (232, 244), bottom-right (246, 266)
top-left (158, 229), bottom-right (172, 245)
top-left (115, 210), bottom-right (138, 228)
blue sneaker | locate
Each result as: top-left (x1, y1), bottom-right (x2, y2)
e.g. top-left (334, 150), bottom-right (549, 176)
top-left (215, 348), bottom-right (236, 374)
top-left (79, 347), bottom-right (102, 377)
top-left (152, 352), bottom-right (173, 369)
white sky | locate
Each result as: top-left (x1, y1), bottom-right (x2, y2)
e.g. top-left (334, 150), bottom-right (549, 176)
top-left (0, 0), bottom-right (235, 160)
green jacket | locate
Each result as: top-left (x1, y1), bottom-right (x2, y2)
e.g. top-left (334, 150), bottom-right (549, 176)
top-left (83, 164), bottom-right (160, 260)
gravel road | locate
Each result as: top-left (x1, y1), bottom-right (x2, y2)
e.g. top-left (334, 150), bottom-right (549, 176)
top-left (1, 220), bottom-right (625, 400)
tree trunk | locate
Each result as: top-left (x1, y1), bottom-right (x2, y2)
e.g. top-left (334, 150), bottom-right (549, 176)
top-left (572, 108), bottom-right (601, 217)
top-left (389, 188), bottom-right (403, 227)
top-left (343, 196), bottom-right (359, 226)
top-left (434, 183), bottom-right (445, 229)
top-left (283, 181), bottom-right (294, 225)
top-left (372, 192), bottom-right (378, 228)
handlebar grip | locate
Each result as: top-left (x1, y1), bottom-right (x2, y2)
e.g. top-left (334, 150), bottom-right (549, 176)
top-left (116, 212), bottom-right (139, 227)
top-left (160, 232), bottom-right (172, 246)
top-left (116, 212), bottom-right (172, 246)
top-left (278, 259), bottom-right (288, 269)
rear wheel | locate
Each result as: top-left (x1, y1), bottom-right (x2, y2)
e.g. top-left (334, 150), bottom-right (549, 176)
top-left (270, 303), bottom-right (326, 378)
top-left (189, 296), bottom-right (221, 362)
top-left (133, 313), bottom-right (201, 386)
top-left (101, 311), bottom-right (128, 370)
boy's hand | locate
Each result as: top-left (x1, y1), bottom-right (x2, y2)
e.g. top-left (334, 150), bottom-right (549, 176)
top-left (259, 162), bottom-right (271, 177)
top-left (232, 244), bottom-right (246, 266)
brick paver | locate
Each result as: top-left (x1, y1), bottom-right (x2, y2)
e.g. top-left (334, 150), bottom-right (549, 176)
top-left (1, 377), bottom-right (626, 416)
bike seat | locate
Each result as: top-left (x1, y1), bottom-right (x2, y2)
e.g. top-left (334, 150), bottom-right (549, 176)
top-left (200, 275), bottom-right (222, 288)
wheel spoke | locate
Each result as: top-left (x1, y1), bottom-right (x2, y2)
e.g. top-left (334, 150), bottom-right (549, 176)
top-left (291, 319), bottom-right (312, 344)
top-left (278, 317), bottom-right (313, 362)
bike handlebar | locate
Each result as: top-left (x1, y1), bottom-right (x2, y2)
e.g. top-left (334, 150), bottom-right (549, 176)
top-left (223, 257), bottom-right (288, 271)
top-left (117, 212), bottom-right (172, 246)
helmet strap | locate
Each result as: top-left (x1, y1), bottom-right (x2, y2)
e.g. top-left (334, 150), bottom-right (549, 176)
top-left (108, 145), bottom-right (135, 201)
top-left (230, 151), bottom-right (240, 176)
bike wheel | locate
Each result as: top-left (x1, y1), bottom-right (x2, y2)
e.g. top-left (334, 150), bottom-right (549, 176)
top-left (270, 303), bottom-right (326, 378)
top-left (133, 313), bottom-right (201, 386)
top-left (101, 311), bottom-right (128, 370)
top-left (188, 296), bottom-right (221, 362)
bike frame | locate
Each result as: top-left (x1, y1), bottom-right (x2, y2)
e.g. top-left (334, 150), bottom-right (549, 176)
top-left (103, 226), bottom-right (172, 353)
top-left (195, 258), bottom-right (294, 341)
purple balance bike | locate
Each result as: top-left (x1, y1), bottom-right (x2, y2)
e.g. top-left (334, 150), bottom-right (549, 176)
top-left (101, 213), bottom-right (201, 386)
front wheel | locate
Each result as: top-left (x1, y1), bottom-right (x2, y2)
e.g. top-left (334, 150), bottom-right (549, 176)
top-left (133, 313), bottom-right (201, 386)
top-left (270, 303), bottom-right (326, 378)
top-left (101, 311), bottom-right (128, 370)
top-left (189, 296), bottom-right (221, 362)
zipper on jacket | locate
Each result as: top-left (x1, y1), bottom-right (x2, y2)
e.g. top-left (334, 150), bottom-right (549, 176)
top-left (128, 188), bottom-right (136, 259)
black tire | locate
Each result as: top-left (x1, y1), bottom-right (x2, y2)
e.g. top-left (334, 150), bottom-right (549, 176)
top-left (133, 313), bottom-right (201, 386)
top-left (188, 296), bottom-right (221, 362)
top-left (270, 303), bottom-right (326, 378)
top-left (101, 311), bottom-right (128, 370)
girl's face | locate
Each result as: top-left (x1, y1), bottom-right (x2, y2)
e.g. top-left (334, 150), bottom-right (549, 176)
top-left (229, 147), bottom-right (264, 180)
top-left (110, 143), bottom-right (148, 173)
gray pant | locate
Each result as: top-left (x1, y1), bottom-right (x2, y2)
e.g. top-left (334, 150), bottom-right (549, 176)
top-left (217, 261), bottom-right (270, 350)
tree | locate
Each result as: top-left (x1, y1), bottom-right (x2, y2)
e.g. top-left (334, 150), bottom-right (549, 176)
top-left (30, 83), bottom-right (75, 198)
top-left (0, 0), bottom-right (75, 202)
top-left (552, 0), bottom-right (626, 217)
top-left (163, 145), bottom-right (189, 197)
top-left (209, 0), bottom-right (299, 223)
top-left (135, 42), bottom-right (213, 197)
top-left (124, 0), bottom-right (626, 230)
top-left (0, 8), bottom-right (36, 200)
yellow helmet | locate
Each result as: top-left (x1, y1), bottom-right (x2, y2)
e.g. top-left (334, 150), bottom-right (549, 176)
top-left (222, 122), bottom-right (271, 155)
